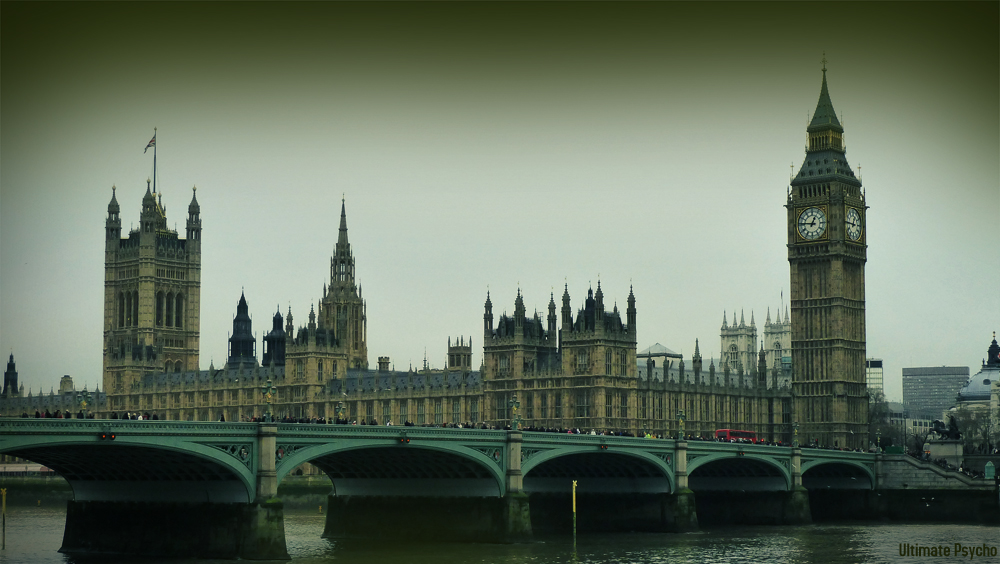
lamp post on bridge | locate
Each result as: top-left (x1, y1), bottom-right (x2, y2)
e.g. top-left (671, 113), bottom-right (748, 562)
top-left (677, 409), bottom-right (686, 440)
top-left (337, 401), bottom-right (345, 424)
top-left (260, 378), bottom-right (277, 423)
top-left (876, 428), bottom-right (881, 452)
top-left (76, 389), bottom-right (92, 419)
top-left (508, 393), bottom-right (521, 430)
top-left (792, 421), bottom-right (799, 448)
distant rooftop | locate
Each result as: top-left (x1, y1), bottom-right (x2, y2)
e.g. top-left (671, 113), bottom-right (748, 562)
top-left (638, 343), bottom-right (682, 358)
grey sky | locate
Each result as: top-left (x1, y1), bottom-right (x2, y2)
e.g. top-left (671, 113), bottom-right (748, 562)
top-left (2, 2), bottom-right (997, 402)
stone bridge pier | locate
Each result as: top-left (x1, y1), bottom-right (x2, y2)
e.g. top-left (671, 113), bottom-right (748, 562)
top-left (320, 430), bottom-right (532, 543)
top-left (0, 420), bottom-right (289, 560)
top-left (59, 423), bottom-right (289, 560)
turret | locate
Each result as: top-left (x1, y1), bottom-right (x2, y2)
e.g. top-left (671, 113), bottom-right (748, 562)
top-left (692, 339), bottom-right (703, 384)
top-left (561, 284), bottom-right (572, 328)
top-left (626, 285), bottom-right (636, 334)
top-left (139, 179), bottom-right (166, 237)
top-left (262, 306), bottom-right (286, 366)
top-left (594, 281), bottom-right (605, 325)
top-left (514, 289), bottom-right (525, 330)
top-left (186, 186), bottom-right (201, 242)
top-left (226, 292), bottom-right (257, 369)
top-left (106, 186), bottom-right (121, 245)
top-left (547, 292), bottom-right (557, 336)
top-left (484, 291), bottom-right (494, 337)
top-left (985, 332), bottom-right (1000, 368)
top-left (2, 353), bottom-right (18, 397)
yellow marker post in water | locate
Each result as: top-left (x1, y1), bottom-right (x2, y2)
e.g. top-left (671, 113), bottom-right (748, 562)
top-left (2, 487), bottom-right (6, 550)
top-left (571, 480), bottom-right (577, 546)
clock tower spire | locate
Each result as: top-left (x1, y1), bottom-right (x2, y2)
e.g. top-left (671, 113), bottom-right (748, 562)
top-left (787, 61), bottom-right (868, 450)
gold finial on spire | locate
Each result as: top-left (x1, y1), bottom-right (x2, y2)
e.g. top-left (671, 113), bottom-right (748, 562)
top-left (822, 53), bottom-right (827, 72)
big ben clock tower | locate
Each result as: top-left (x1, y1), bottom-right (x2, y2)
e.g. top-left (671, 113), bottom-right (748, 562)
top-left (787, 61), bottom-right (868, 450)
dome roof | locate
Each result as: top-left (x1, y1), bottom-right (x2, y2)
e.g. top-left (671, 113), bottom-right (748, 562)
top-left (956, 333), bottom-right (1000, 402)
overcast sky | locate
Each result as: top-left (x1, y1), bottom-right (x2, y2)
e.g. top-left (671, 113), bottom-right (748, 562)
top-left (2, 2), bottom-right (997, 402)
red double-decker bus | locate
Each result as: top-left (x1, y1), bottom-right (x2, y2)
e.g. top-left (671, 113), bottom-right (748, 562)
top-left (715, 429), bottom-right (759, 443)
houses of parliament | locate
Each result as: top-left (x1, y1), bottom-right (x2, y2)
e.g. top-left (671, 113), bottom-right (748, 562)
top-left (2, 68), bottom-right (869, 449)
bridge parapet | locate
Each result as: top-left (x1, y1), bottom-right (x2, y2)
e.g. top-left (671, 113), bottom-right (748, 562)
top-left (878, 454), bottom-right (994, 490)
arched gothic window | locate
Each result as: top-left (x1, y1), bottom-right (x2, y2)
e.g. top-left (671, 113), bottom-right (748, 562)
top-left (166, 293), bottom-right (174, 327)
top-left (132, 291), bottom-right (139, 327)
top-left (156, 292), bottom-right (164, 326)
top-left (174, 294), bottom-right (183, 329)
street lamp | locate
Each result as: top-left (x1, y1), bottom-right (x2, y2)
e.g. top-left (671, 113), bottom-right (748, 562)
top-left (792, 421), bottom-right (799, 448)
top-left (508, 394), bottom-right (521, 430)
top-left (77, 389), bottom-right (92, 419)
top-left (876, 428), bottom-right (881, 452)
top-left (677, 409), bottom-right (686, 440)
top-left (260, 378), bottom-right (277, 422)
top-left (337, 401), bottom-right (345, 424)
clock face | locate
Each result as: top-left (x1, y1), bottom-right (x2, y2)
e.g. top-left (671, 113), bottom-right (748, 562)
top-left (797, 207), bottom-right (827, 240)
top-left (845, 208), bottom-right (863, 241)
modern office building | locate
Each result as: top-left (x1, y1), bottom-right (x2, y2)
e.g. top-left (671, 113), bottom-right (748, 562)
top-left (866, 359), bottom-right (884, 395)
top-left (902, 366), bottom-right (969, 419)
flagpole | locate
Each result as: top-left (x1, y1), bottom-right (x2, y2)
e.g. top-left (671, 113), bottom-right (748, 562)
top-left (153, 127), bottom-right (157, 193)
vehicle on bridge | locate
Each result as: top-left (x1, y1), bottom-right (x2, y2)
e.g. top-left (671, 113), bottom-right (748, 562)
top-left (715, 429), bottom-right (759, 443)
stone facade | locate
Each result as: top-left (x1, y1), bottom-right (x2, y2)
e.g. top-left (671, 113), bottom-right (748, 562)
top-left (0, 363), bottom-right (107, 417)
top-left (103, 183), bottom-right (202, 411)
top-left (720, 310), bottom-right (757, 377)
top-left (787, 65), bottom-right (869, 449)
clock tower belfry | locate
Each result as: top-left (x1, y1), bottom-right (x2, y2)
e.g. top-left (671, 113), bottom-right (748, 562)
top-left (787, 62), bottom-right (868, 450)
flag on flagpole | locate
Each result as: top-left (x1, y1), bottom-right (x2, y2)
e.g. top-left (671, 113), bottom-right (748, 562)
top-left (144, 133), bottom-right (156, 153)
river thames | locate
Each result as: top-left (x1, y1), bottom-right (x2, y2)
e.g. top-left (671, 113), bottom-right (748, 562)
top-left (1, 505), bottom-right (997, 564)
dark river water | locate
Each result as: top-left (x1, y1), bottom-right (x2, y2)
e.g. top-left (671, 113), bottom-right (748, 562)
top-left (1, 505), bottom-right (997, 564)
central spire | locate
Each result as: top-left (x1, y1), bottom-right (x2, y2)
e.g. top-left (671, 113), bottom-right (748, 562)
top-left (338, 197), bottom-right (349, 247)
top-left (330, 197), bottom-right (356, 288)
top-left (809, 60), bottom-right (843, 134)
top-left (792, 59), bottom-right (860, 186)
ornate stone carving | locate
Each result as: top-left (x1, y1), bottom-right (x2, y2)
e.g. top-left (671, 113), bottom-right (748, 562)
top-left (212, 443), bottom-right (253, 469)
top-left (474, 447), bottom-right (503, 466)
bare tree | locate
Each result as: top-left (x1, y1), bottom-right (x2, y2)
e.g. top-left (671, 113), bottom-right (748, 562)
top-left (867, 388), bottom-right (893, 448)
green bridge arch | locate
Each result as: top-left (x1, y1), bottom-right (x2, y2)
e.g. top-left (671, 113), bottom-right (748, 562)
top-left (686, 451), bottom-right (792, 491)
top-left (275, 440), bottom-right (508, 496)
top-left (0, 420), bottom-right (259, 502)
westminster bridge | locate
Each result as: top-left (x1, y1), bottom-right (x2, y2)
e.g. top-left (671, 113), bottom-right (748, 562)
top-left (0, 419), bottom-right (994, 559)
